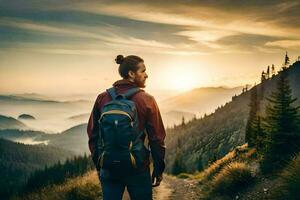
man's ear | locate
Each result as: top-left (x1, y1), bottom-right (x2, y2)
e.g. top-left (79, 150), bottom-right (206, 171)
top-left (128, 70), bottom-right (136, 80)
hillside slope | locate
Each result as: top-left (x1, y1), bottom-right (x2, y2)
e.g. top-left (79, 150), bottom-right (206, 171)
top-left (165, 61), bottom-right (300, 173)
top-left (0, 115), bottom-right (28, 130)
top-left (0, 123), bottom-right (89, 154)
top-left (0, 138), bottom-right (73, 198)
top-left (160, 86), bottom-right (243, 114)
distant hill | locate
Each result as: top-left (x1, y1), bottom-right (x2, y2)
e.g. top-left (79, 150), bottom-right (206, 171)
top-left (13, 93), bottom-right (53, 101)
top-left (0, 94), bottom-right (91, 105)
top-left (0, 95), bottom-right (59, 104)
top-left (0, 138), bottom-right (73, 198)
top-left (68, 113), bottom-right (90, 121)
top-left (162, 110), bottom-right (195, 127)
top-left (160, 86), bottom-right (243, 115)
top-left (0, 123), bottom-right (89, 154)
top-left (165, 61), bottom-right (300, 173)
top-left (0, 115), bottom-right (28, 130)
top-left (18, 114), bottom-right (36, 120)
top-left (0, 129), bottom-right (48, 144)
top-left (0, 94), bottom-right (93, 132)
top-left (48, 123), bottom-right (89, 154)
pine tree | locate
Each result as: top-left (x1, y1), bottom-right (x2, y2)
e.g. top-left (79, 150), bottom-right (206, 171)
top-left (267, 66), bottom-right (270, 79)
top-left (271, 64), bottom-right (276, 77)
top-left (172, 138), bottom-right (185, 175)
top-left (171, 150), bottom-right (185, 175)
top-left (261, 69), bottom-right (300, 173)
top-left (261, 71), bottom-right (267, 82)
top-left (245, 86), bottom-right (260, 147)
top-left (283, 51), bottom-right (290, 69)
top-left (181, 116), bottom-right (185, 126)
top-left (252, 115), bottom-right (265, 155)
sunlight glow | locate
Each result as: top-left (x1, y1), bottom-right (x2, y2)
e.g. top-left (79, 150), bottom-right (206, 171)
top-left (163, 62), bottom-right (200, 92)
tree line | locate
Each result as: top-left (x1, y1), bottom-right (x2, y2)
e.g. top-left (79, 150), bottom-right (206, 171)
top-left (245, 59), bottom-right (300, 173)
top-left (22, 154), bottom-right (94, 194)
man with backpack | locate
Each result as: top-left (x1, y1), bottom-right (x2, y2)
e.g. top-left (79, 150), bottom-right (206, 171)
top-left (87, 55), bottom-right (166, 200)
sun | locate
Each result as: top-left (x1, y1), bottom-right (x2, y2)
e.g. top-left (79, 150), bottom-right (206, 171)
top-left (168, 67), bottom-right (198, 92)
top-left (171, 74), bottom-right (197, 91)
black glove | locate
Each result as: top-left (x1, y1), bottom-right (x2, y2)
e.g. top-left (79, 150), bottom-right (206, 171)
top-left (152, 169), bottom-right (163, 187)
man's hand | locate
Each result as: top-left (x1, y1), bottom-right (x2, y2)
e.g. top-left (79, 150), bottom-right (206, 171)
top-left (152, 172), bottom-right (163, 187)
top-left (92, 152), bottom-right (100, 171)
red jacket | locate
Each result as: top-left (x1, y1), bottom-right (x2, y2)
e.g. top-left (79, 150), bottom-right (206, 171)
top-left (87, 79), bottom-right (166, 174)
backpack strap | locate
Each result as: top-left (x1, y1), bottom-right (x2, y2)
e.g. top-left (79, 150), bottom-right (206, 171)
top-left (106, 87), bottom-right (117, 100)
top-left (124, 87), bottom-right (140, 99)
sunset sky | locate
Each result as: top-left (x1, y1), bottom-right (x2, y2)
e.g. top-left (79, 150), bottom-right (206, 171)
top-left (1, 0), bottom-right (300, 95)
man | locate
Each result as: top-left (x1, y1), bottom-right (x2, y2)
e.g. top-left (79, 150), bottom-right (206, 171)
top-left (87, 55), bottom-right (166, 200)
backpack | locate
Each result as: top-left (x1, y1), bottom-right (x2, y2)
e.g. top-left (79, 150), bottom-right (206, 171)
top-left (97, 87), bottom-right (149, 176)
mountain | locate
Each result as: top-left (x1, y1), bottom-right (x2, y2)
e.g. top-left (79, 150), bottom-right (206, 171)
top-left (0, 138), bottom-right (74, 198)
top-left (0, 95), bottom-right (92, 132)
top-left (0, 123), bottom-right (89, 154)
top-left (0, 114), bottom-right (28, 130)
top-left (18, 114), bottom-right (36, 120)
top-left (68, 113), bottom-right (90, 121)
top-left (13, 93), bottom-right (53, 101)
top-left (160, 86), bottom-right (243, 115)
top-left (165, 61), bottom-right (300, 173)
top-left (0, 129), bottom-right (48, 145)
top-left (48, 123), bottom-right (89, 154)
top-left (162, 110), bottom-right (195, 127)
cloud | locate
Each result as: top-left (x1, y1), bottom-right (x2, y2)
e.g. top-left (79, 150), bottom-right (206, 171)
top-left (158, 50), bottom-right (208, 56)
top-left (0, 17), bottom-right (175, 55)
top-left (72, 1), bottom-right (300, 38)
top-left (1, 0), bottom-right (300, 55)
top-left (265, 40), bottom-right (300, 49)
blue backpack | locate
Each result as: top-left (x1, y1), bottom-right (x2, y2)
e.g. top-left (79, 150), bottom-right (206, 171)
top-left (97, 87), bottom-right (149, 175)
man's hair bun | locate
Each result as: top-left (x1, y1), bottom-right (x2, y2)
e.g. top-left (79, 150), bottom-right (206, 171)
top-left (115, 55), bottom-right (124, 64)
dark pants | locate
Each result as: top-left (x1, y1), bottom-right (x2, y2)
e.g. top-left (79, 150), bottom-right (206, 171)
top-left (97, 169), bottom-right (152, 200)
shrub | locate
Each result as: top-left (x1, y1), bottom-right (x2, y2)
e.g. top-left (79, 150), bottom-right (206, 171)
top-left (273, 154), bottom-right (300, 199)
top-left (177, 173), bottom-right (191, 179)
top-left (194, 144), bottom-right (254, 183)
top-left (209, 162), bottom-right (254, 196)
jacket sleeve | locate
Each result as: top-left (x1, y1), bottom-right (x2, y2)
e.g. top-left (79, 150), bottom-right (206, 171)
top-left (145, 96), bottom-right (166, 175)
top-left (87, 95), bottom-right (101, 165)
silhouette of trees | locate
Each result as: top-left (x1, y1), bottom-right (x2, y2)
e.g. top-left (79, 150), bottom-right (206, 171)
top-left (0, 138), bottom-right (72, 198)
top-left (283, 51), bottom-right (290, 69)
top-left (24, 154), bottom-right (94, 193)
top-left (245, 85), bottom-right (261, 147)
top-left (266, 66), bottom-right (270, 79)
top-left (271, 64), bottom-right (276, 77)
top-left (260, 69), bottom-right (300, 173)
top-left (172, 138), bottom-right (186, 175)
top-left (181, 116), bottom-right (186, 126)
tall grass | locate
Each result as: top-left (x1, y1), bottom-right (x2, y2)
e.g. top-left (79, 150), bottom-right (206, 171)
top-left (11, 171), bottom-right (101, 200)
top-left (193, 144), bottom-right (256, 183)
top-left (208, 162), bottom-right (254, 196)
top-left (273, 154), bottom-right (300, 199)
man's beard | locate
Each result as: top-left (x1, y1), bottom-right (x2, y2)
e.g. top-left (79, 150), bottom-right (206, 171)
top-left (134, 78), bottom-right (146, 88)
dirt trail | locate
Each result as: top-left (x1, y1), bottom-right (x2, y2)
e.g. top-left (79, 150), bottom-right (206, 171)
top-left (122, 175), bottom-right (202, 200)
top-left (156, 175), bottom-right (202, 200)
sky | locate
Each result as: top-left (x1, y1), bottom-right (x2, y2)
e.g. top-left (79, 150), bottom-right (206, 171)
top-left (1, 0), bottom-right (300, 95)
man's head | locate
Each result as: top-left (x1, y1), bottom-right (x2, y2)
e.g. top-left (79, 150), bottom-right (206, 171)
top-left (115, 55), bottom-right (148, 88)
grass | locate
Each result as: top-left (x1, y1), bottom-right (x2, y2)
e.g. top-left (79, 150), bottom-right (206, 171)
top-left (208, 162), bottom-right (254, 196)
top-left (11, 171), bottom-right (102, 200)
top-left (192, 144), bottom-right (256, 183)
top-left (272, 153), bottom-right (300, 200)
top-left (177, 173), bottom-right (192, 179)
